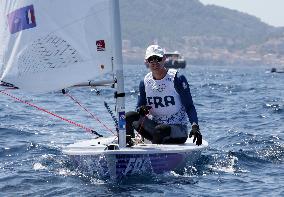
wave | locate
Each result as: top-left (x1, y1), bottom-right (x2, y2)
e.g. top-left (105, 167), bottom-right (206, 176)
top-left (264, 102), bottom-right (283, 113)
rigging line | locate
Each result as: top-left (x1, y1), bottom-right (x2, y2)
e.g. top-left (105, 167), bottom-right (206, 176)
top-left (104, 101), bottom-right (119, 133)
top-left (64, 92), bottom-right (116, 136)
top-left (0, 89), bottom-right (103, 137)
top-left (138, 117), bottom-right (146, 134)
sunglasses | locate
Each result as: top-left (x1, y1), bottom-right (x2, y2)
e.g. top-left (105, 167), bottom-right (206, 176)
top-left (147, 56), bottom-right (163, 63)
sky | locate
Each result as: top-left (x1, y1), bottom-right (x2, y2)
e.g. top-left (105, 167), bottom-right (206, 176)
top-left (199, 0), bottom-right (284, 27)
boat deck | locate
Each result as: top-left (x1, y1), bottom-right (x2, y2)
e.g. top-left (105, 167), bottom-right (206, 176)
top-left (63, 136), bottom-right (208, 155)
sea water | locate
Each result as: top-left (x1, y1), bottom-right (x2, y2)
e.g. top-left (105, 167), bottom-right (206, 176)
top-left (0, 65), bottom-right (283, 196)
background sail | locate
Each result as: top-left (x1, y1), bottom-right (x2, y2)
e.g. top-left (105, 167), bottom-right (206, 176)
top-left (0, 0), bottom-right (113, 92)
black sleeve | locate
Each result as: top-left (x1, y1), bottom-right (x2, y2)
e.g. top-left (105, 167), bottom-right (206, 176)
top-left (136, 80), bottom-right (147, 109)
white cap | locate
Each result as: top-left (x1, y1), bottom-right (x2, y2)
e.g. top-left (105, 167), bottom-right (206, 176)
top-left (145, 45), bottom-right (165, 60)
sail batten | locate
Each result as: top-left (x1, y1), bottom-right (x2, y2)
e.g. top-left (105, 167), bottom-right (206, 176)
top-left (0, 0), bottom-right (114, 93)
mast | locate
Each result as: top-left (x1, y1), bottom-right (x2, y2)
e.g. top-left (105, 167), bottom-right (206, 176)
top-left (110, 0), bottom-right (126, 147)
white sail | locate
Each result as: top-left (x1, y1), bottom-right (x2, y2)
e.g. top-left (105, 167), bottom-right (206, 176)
top-left (0, 0), bottom-right (114, 92)
top-left (1, 1), bottom-right (208, 178)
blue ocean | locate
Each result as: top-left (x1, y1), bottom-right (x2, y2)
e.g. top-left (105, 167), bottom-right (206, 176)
top-left (0, 65), bottom-right (283, 196)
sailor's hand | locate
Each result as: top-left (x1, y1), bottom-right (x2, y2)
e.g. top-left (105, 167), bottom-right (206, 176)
top-left (137, 105), bottom-right (152, 116)
top-left (189, 124), bottom-right (202, 146)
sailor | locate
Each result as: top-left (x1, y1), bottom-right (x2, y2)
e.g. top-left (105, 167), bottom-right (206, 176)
top-left (126, 44), bottom-right (202, 146)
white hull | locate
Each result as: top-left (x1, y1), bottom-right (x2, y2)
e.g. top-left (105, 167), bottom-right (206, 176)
top-left (63, 137), bottom-right (208, 179)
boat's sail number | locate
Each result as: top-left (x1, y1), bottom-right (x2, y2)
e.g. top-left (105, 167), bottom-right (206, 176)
top-left (123, 157), bottom-right (151, 175)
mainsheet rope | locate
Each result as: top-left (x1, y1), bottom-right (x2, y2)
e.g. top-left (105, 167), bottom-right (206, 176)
top-left (63, 91), bottom-right (116, 135)
top-left (0, 88), bottom-right (103, 137)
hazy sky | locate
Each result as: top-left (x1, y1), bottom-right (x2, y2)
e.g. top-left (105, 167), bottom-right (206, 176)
top-left (200, 0), bottom-right (284, 27)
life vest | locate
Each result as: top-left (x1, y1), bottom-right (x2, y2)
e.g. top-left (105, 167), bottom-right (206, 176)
top-left (144, 69), bottom-right (187, 125)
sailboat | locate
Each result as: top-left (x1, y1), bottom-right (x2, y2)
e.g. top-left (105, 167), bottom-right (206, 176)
top-left (0, 0), bottom-right (208, 179)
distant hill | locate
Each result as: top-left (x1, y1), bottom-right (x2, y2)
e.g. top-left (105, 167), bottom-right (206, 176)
top-left (120, 0), bottom-right (284, 65)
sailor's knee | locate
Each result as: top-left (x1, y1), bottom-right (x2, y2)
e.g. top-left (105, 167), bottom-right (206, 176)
top-left (126, 111), bottom-right (139, 122)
